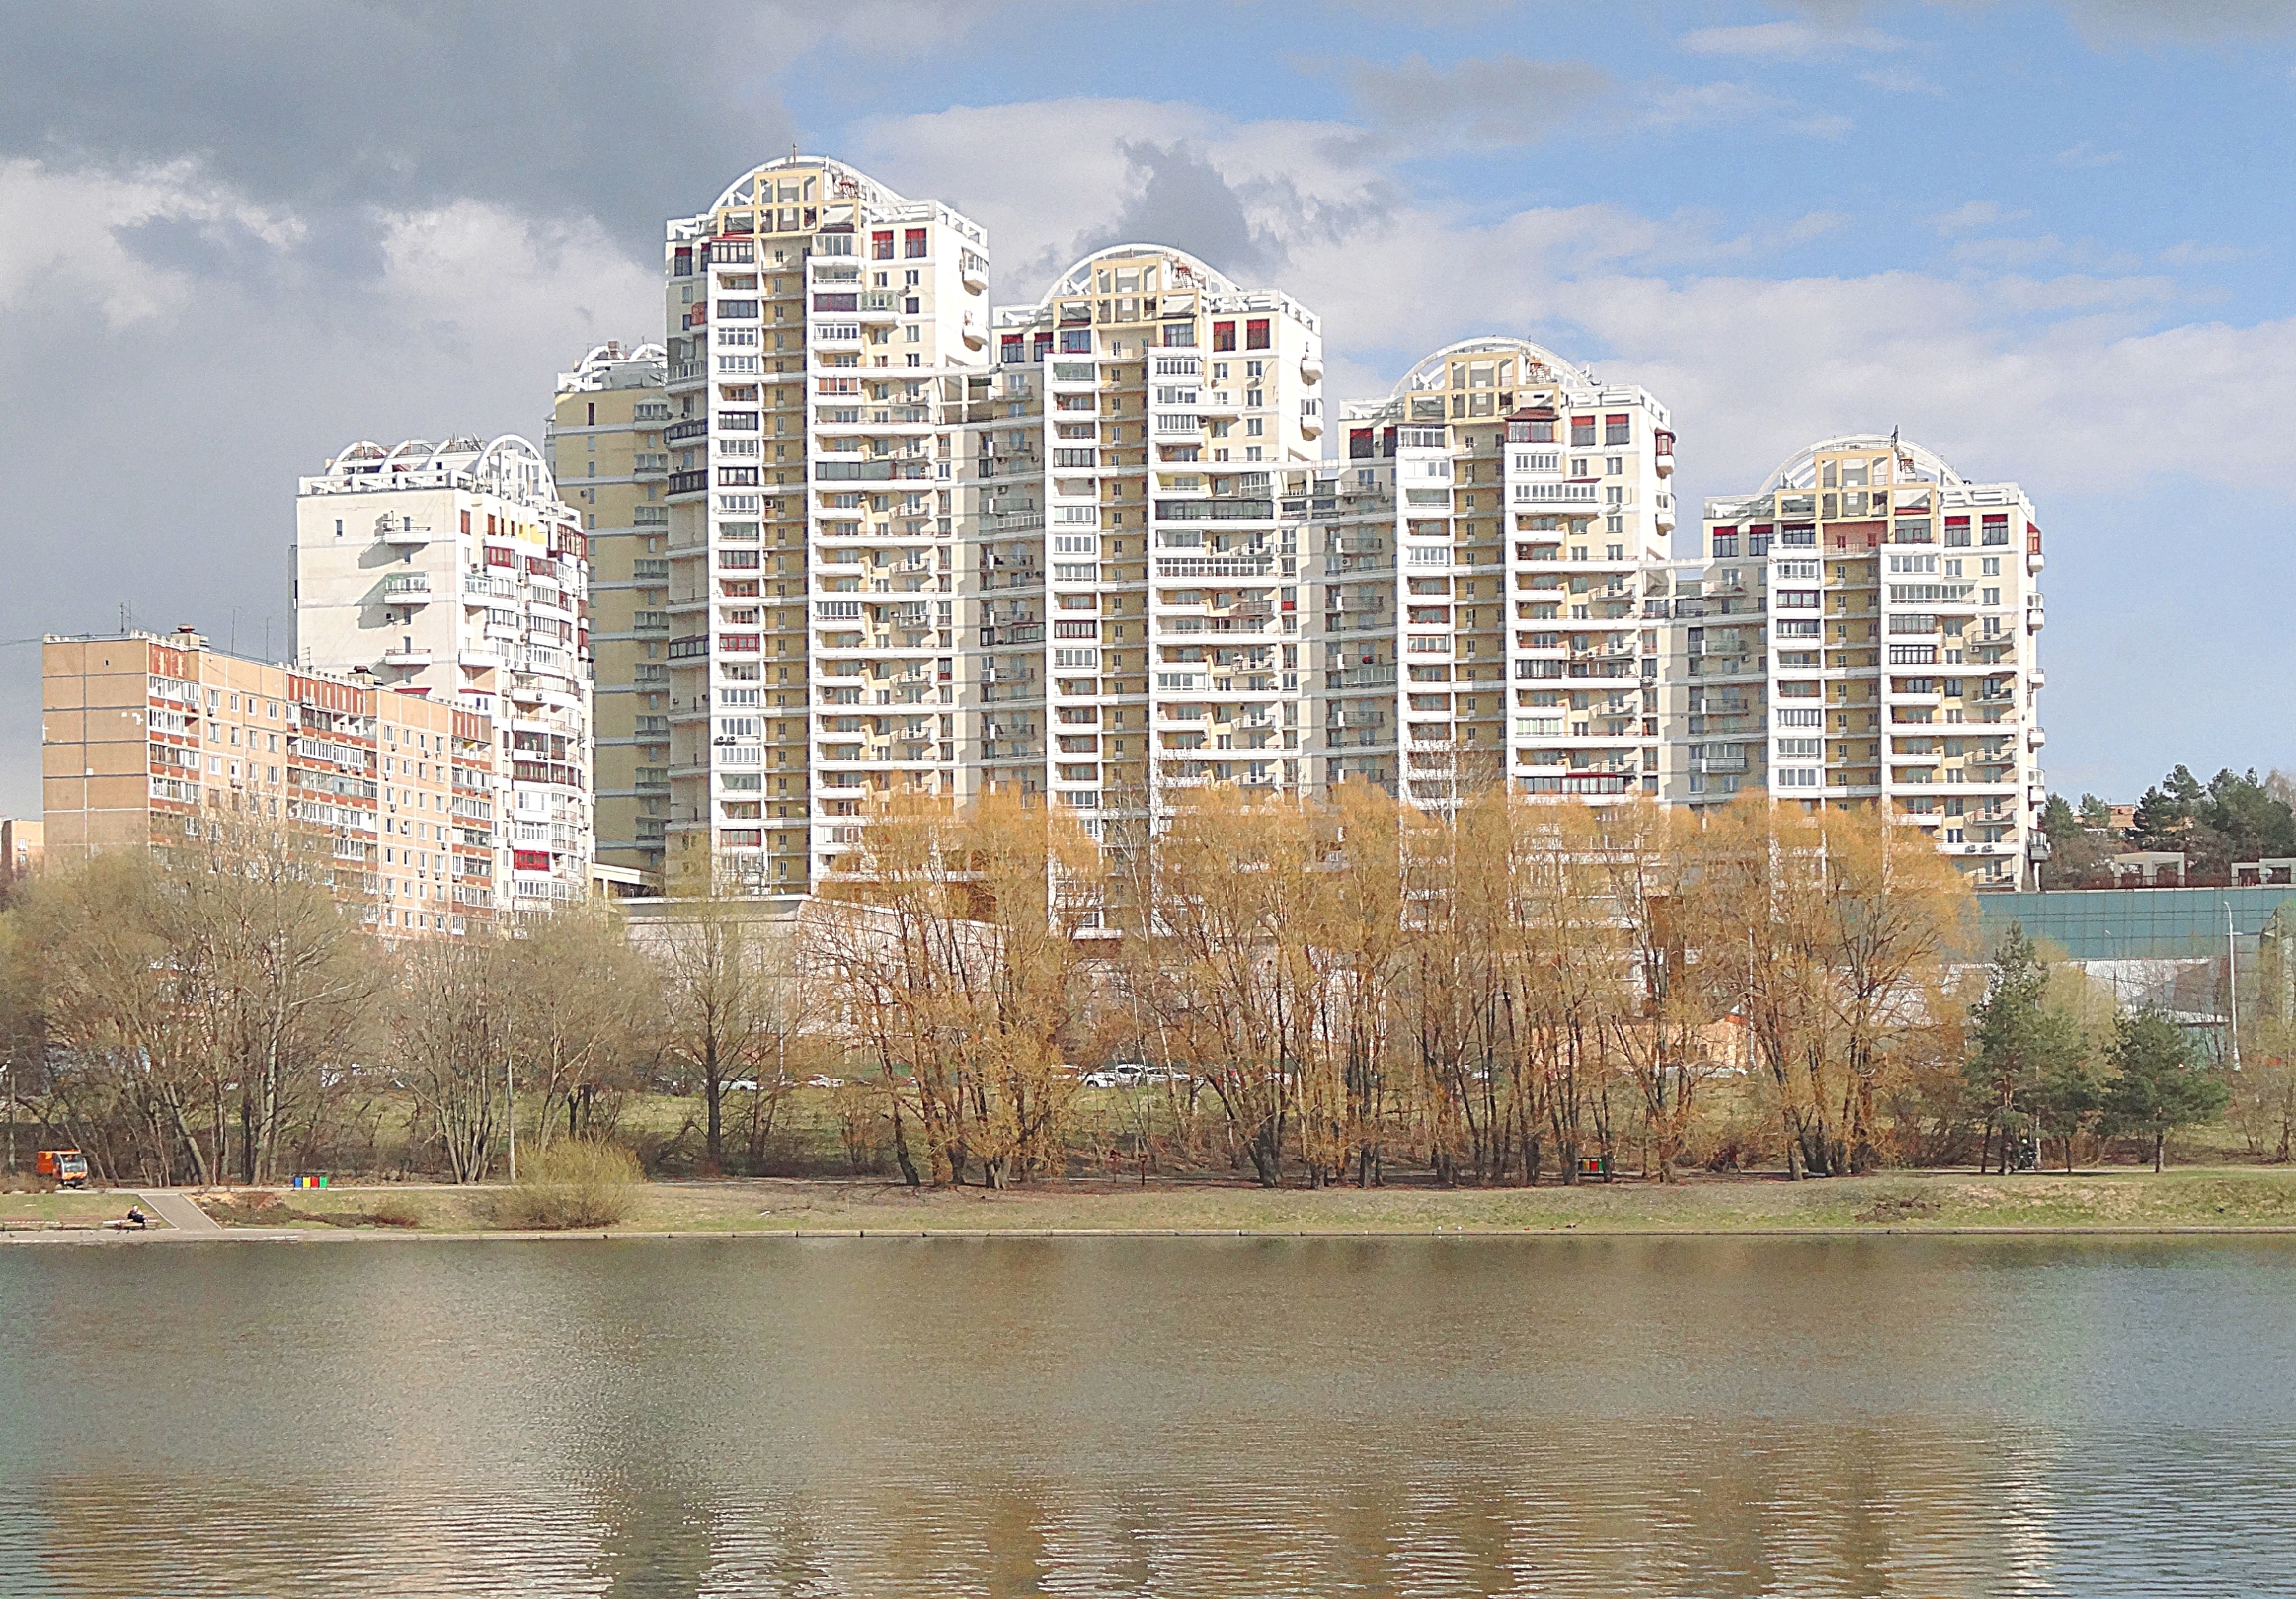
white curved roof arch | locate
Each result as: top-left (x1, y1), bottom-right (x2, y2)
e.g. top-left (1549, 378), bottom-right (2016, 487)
top-left (1761, 433), bottom-right (1964, 492)
top-left (1038, 242), bottom-right (1238, 305)
top-left (706, 154), bottom-right (907, 216)
top-left (473, 433), bottom-right (556, 497)
top-left (1389, 337), bottom-right (1594, 398)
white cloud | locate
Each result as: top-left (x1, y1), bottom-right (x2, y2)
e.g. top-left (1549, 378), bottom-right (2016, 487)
top-left (2055, 140), bottom-right (2126, 168)
top-left (1636, 79), bottom-right (1851, 138)
top-left (858, 96), bottom-right (2296, 517)
top-left (0, 157), bottom-right (302, 326)
top-left (1930, 200), bottom-right (2029, 234)
top-left (2160, 240), bottom-right (2244, 265)
top-left (1859, 66), bottom-right (1946, 95)
top-left (1678, 21), bottom-right (1907, 59)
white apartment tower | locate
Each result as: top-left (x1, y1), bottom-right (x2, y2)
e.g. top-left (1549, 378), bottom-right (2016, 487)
top-left (292, 436), bottom-right (596, 909)
top-left (663, 156), bottom-right (990, 890)
top-left (1322, 339), bottom-right (1676, 810)
top-left (1667, 433), bottom-right (2047, 888)
top-left (966, 245), bottom-right (1326, 832)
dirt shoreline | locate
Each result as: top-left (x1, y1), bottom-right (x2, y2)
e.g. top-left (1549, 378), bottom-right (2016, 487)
top-left (12, 1222), bottom-right (2296, 1246)
top-left (12, 1169), bottom-right (2296, 1244)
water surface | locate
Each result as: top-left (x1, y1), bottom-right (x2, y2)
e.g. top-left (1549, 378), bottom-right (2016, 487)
top-left (2, 1235), bottom-right (2289, 1596)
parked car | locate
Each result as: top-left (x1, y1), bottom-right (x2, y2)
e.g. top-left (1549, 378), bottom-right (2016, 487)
top-left (807, 1075), bottom-right (847, 1090)
top-left (1079, 1070), bottom-right (1119, 1089)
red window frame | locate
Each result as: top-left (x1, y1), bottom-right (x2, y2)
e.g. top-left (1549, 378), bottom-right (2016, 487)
top-left (871, 231), bottom-right (893, 260)
top-left (1245, 318), bottom-right (1271, 350)
top-left (1213, 321), bottom-right (1237, 352)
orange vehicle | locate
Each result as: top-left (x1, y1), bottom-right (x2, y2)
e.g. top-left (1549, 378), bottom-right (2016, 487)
top-left (36, 1149), bottom-right (90, 1190)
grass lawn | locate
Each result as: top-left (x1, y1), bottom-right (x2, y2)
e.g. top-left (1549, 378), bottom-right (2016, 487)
top-left (0, 1192), bottom-right (172, 1229)
top-left (176, 1166), bottom-right (2296, 1237)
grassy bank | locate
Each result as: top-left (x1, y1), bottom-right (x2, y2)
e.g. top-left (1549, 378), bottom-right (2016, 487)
top-left (78, 1166), bottom-right (2296, 1237)
top-left (0, 1192), bottom-right (170, 1230)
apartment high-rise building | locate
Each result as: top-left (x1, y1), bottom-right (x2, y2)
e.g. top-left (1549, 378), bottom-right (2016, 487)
top-left (546, 342), bottom-right (670, 888)
top-left (1323, 339), bottom-right (1676, 811)
top-left (967, 244), bottom-right (1326, 832)
top-left (292, 435), bottom-right (595, 911)
top-left (1666, 433), bottom-right (2046, 888)
top-left (663, 155), bottom-right (991, 890)
top-left (41, 631), bottom-right (503, 936)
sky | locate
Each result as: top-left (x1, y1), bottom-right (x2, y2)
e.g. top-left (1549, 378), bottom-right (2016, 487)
top-left (4, 0), bottom-right (2293, 817)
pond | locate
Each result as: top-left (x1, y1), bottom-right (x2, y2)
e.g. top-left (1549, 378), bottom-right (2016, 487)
top-left (2, 1235), bottom-right (2290, 1596)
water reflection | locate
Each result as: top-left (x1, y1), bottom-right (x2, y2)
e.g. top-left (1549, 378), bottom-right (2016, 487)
top-left (2, 1236), bottom-right (2292, 1596)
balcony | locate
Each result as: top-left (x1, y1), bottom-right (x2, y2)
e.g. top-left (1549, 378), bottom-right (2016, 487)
top-left (668, 470), bottom-right (708, 496)
top-left (381, 575), bottom-right (433, 603)
top-left (380, 522), bottom-right (433, 548)
top-left (381, 644), bottom-right (433, 668)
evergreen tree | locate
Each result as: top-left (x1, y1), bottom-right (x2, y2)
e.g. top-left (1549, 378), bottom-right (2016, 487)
top-left (2101, 1006), bottom-right (2230, 1172)
top-left (1965, 924), bottom-right (2082, 1171)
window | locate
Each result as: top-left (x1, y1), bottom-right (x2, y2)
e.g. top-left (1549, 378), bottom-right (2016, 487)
top-left (1213, 321), bottom-right (1236, 352)
top-left (586, 402), bottom-right (595, 425)
top-left (903, 228), bottom-right (927, 258)
top-left (1571, 417), bottom-right (1596, 447)
top-left (1981, 516), bottom-right (2010, 546)
top-left (1245, 319), bottom-right (1271, 350)
top-left (872, 231), bottom-right (893, 260)
top-left (1059, 329), bottom-right (1091, 353)
top-left (1605, 414), bottom-right (1630, 446)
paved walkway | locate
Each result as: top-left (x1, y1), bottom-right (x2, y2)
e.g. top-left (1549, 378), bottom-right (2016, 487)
top-left (135, 1190), bottom-right (222, 1233)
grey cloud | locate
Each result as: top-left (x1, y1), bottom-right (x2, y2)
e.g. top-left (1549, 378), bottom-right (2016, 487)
top-left (1347, 53), bottom-right (1613, 148)
top-left (2056, 0), bottom-right (2296, 41)
top-left (0, 0), bottom-right (814, 247)
top-left (1068, 143), bottom-right (1289, 282)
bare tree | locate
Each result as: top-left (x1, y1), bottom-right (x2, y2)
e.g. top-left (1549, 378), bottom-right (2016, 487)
top-left (389, 935), bottom-right (511, 1183)
top-left (651, 883), bottom-right (789, 1175)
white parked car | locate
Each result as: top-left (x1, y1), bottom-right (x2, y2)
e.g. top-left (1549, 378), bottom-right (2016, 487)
top-left (807, 1075), bottom-right (847, 1090)
top-left (1079, 1070), bottom-right (1119, 1089)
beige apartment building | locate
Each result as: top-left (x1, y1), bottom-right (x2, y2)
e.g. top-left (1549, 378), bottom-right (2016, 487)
top-left (1322, 339), bottom-right (1675, 810)
top-left (967, 244), bottom-right (1326, 833)
top-left (661, 155), bottom-right (990, 891)
top-left (292, 435), bottom-right (595, 911)
top-left (0, 818), bottom-right (40, 893)
top-left (41, 631), bottom-right (503, 935)
top-left (546, 342), bottom-right (670, 888)
top-left (1668, 434), bottom-right (2047, 888)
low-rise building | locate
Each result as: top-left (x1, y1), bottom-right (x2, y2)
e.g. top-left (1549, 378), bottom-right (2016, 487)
top-left (41, 630), bottom-right (504, 936)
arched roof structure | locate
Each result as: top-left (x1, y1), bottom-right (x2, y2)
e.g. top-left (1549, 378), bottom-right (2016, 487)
top-left (1037, 243), bottom-right (1239, 304)
top-left (1388, 337), bottom-right (1595, 397)
top-left (1761, 433), bottom-right (1964, 492)
top-left (321, 433), bottom-right (561, 503)
top-left (704, 155), bottom-right (906, 216)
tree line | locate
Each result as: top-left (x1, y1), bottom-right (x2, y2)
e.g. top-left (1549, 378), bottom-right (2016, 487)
top-left (0, 791), bottom-right (2253, 1188)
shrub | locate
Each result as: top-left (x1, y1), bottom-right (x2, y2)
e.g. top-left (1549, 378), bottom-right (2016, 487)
top-left (362, 1197), bottom-right (424, 1229)
top-left (491, 1140), bottom-right (642, 1231)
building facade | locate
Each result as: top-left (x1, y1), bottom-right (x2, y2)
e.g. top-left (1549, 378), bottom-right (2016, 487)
top-left (292, 435), bottom-right (595, 910)
top-left (41, 631), bottom-right (503, 935)
top-left (661, 155), bottom-right (991, 890)
top-left (546, 342), bottom-right (670, 888)
top-left (1667, 434), bottom-right (2046, 887)
top-left (966, 244), bottom-right (1326, 834)
top-left (1323, 339), bottom-right (1675, 811)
